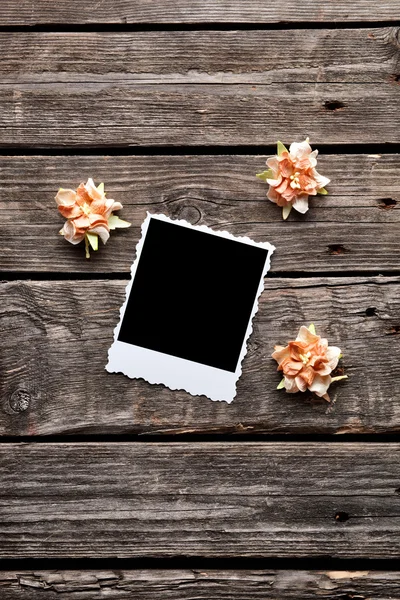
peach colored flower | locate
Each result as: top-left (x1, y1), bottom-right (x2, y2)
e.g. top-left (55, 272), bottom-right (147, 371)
top-left (272, 324), bottom-right (347, 401)
top-left (56, 178), bottom-right (130, 258)
top-left (257, 138), bottom-right (330, 219)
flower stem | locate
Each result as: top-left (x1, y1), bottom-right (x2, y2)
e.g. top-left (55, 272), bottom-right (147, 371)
top-left (84, 234), bottom-right (90, 259)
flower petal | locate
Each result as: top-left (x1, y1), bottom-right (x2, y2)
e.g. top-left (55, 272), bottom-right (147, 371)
top-left (62, 220), bottom-right (86, 245)
top-left (266, 174), bottom-right (283, 188)
top-left (88, 213), bottom-right (109, 228)
top-left (308, 149), bottom-right (318, 167)
top-left (311, 169), bottom-right (330, 190)
top-left (289, 138), bottom-right (312, 161)
top-left (296, 325), bottom-right (319, 345)
top-left (267, 186), bottom-right (280, 204)
top-left (73, 215), bottom-right (90, 233)
top-left (295, 374), bottom-right (308, 392)
top-left (284, 376), bottom-right (300, 393)
top-left (76, 183), bottom-right (92, 206)
top-left (57, 204), bottom-right (83, 219)
top-left (275, 179), bottom-right (290, 195)
top-left (272, 345), bottom-right (290, 365)
top-left (89, 224), bottom-right (110, 244)
top-left (292, 195), bottom-right (309, 214)
top-left (280, 358), bottom-right (304, 377)
top-left (84, 178), bottom-right (103, 201)
top-left (309, 374), bottom-right (332, 397)
top-left (266, 156), bottom-right (280, 171)
top-left (104, 199), bottom-right (123, 219)
top-left (326, 345), bottom-right (341, 370)
top-left (279, 158), bottom-right (294, 178)
top-left (55, 188), bottom-right (77, 207)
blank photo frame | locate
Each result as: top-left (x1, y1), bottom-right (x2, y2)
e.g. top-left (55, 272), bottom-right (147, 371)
top-left (106, 213), bottom-right (275, 402)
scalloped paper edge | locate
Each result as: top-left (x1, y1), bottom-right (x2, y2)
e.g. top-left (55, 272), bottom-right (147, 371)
top-left (106, 213), bottom-right (275, 403)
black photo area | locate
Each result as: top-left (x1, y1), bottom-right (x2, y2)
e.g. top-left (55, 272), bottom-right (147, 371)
top-left (118, 218), bottom-right (268, 373)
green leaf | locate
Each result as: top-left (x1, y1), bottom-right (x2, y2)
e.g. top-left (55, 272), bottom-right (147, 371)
top-left (256, 169), bottom-right (274, 182)
top-left (277, 140), bottom-right (288, 156)
top-left (317, 187), bottom-right (328, 195)
top-left (331, 375), bottom-right (348, 383)
top-left (338, 353), bottom-right (343, 359)
top-left (277, 378), bottom-right (286, 390)
top-left (282, 204), bottom-right (292, 220)
top-left (108, 214), bottom-right (131, 230)
top-left (97, 182), bottom-right (104, 194)
top-left (86, 232), bottom-right (98, 252)
top-left (308, 323), bottom-right (316, 335)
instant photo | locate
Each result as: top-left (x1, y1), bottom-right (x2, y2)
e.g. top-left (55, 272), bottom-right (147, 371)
top-left (106, 213), bottom-right (275, 402)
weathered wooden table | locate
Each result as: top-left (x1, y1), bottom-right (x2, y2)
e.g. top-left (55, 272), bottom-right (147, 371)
top-left (1, 1), bottom-right (400, 598)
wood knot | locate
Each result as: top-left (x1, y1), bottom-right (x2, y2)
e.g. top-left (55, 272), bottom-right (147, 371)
top-left (323, 100), bottom-right (346, 112)
top-left (328, 244), bottom-right (349, 255)
top-left (9, 389), bottom-right (31, 413)
top-left (378, 197), bottom-right (397, 209)
top-left (389, 74), bottom-right (400, 85)
top-left (335, 511), bottom-right (349, 522)
top-left (389, 26), bottom-right (400, 49)
top-left (387, 325), bottom-right (400, 335)
top-left (177, 205), bottom-right (202, 225)
top-left (370, 26), bottom-right (400, 49)
top-left (365, 307), bottom-right (377, 317)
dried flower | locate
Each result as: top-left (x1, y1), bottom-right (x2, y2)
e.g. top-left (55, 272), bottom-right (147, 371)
top-left (257, 138), bottom-right (330, 220)
top-left (272, 324), bottom-right (347, 401)
top-left (56, 178), bottom-right (130, 258)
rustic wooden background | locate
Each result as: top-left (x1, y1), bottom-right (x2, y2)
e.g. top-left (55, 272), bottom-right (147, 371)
top-left (1, 1), bottom-right (400, 598)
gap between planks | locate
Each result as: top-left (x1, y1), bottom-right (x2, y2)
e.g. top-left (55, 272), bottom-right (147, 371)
top-left (0, 145), bottom-right (400, 156)
top-left (1, 21), bottom-right (400, 32)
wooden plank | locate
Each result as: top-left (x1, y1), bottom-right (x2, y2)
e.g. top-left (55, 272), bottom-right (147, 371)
top-left (0, 0), bottom-right (399, 25)
top-left (1, 28), bottom-right (399, 85)
top-left (1, 277), bottom-right (400, 436)
top-left (2, 570), bottom-right (400, 599)
top-left (1, 81), bottom-right (399, 147)
top-left (1, 442), bottom-right (400, 558)
top-left (1, 154), bottom-right (399, 273)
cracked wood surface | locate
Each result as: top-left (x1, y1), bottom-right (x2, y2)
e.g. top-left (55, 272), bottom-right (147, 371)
top-left (1, 277), bottom-right (400, 436)
top-left (1, 443), bottom-right (400, 558)
top-left (1, 154), bottom-right (400, 273)
top-left (1, 0), bottom-right (400, 24)
top-left (2, 570), bottom-right (400, 599)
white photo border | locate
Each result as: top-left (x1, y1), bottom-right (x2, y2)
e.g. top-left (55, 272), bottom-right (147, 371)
top-left (106, 213), bottom-right (275, 403)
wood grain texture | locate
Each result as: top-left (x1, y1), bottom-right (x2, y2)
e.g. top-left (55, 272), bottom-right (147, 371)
top-left (1, 277), bottom-right (400, 436)
top-left (2, 82), bottom-right (400, 147)
top-left (1, 28), bottom-right (399, 84)
top-left (1, 442), bottom-right (400, 558)
top-left (1, 27), bottom-right (399, 148)
top-left (1, 154), bottom-right (400, 274)
top-left (2, 570), bottom-right (400, 599)
top-left (1, 0), bottom-right (399, 24)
